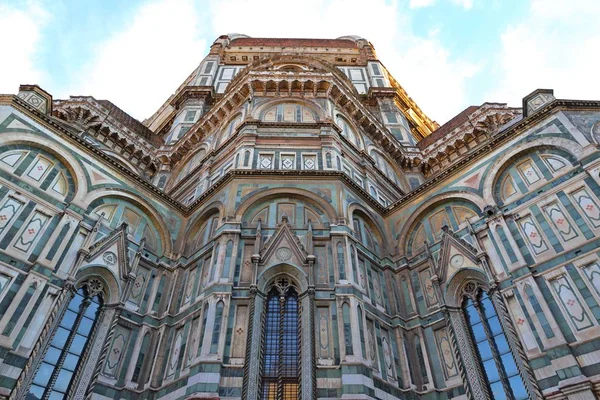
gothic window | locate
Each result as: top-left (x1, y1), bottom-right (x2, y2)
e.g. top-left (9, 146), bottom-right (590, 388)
top-left (27, 282), bottom-right (103, 400)
top-left (464, 289), bottom-right (528, 400)
top-left (325, 152), bottom-right (332, 168)
top-left (261, 279), bottom-right (300, 400)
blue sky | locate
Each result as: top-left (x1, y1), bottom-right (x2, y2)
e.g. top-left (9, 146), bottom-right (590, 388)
top-left (1, 0), bottom-right (598, 125)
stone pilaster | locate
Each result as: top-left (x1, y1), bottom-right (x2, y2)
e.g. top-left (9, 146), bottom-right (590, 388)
top-left (300, 288), bottom-right (316, 400)
top-left (242, 286), bottom-right (264, 400)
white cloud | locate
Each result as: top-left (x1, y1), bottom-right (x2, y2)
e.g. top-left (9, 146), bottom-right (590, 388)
top-left (409, 0), bottom-right (436, 8)
top-left (0, 2), bottom-right (49, 94)
top-left (207, 0), bottom-right (480, 123)
top-left (451, 0), bottom-right (473, 9)
top-left (55, 0), bottom-right (478, 123)
top-left (490, 0), bottom-right (600, 106)
top-left (65, 0), bottom-right (207, 120)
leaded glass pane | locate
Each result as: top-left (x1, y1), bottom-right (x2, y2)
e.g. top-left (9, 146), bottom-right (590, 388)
top-left (463, 291), bottom-right (530, 400)
top-left (260, 286), bottom-right (300, 400)
top-left (27, 286), bottom-right (102, 399)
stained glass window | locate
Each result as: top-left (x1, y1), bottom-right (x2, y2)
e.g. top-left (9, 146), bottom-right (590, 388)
top-left (261, 284), bottom-right (300, 400)
top-left (464, 291), bottom-right (528, 400)
top-left (27, 285), bottom-right (102, 400)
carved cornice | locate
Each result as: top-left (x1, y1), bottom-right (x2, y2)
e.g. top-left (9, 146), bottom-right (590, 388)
top-left (164, 57), bottom-right (422, 168)
top-left (419, 104), bottom-right (522, 175)
top-left (387, 99), bottom-right (600, 213)
top-left (52, 97), bottom-right (160, 175)
top-left (170, 86), bottom-right (214, 110)
top-left (1, 95), bottom-right (185, 212)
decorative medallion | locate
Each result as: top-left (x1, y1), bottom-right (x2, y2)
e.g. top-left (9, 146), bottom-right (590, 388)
top-left (450, 254), bottom-right (464, 269)
top-left (276, 247), bottom-right (292, 262)
top-left (103, 251), bottom-right (117, 266)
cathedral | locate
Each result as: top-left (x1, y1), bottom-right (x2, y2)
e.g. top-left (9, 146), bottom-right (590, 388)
top-left (1, 34), bottom-right (600, 400)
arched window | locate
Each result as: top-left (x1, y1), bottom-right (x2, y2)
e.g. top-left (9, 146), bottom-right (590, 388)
top-left (464, 289), bottom-right (528, 399)
top-left (261, 278), bottom-right (300, 400)
top-left (27, 282), bottom-right (103, 399)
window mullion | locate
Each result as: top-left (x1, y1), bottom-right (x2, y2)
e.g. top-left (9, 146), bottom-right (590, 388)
top-left (277, 295), bottom-right (285, 400)
top-left (474, 299), bottom-right (515, 400)
top-left (42, 296), bottom-right (90, 400)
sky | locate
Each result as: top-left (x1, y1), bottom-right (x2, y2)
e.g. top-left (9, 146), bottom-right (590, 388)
top-left (0, 0), bottom-right (599, 125)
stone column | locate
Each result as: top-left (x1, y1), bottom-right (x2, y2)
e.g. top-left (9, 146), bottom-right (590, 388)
top-left (242, 286), bottom-right (265, 400)
top-left (447, 308), bottom-right (491, 400)
top-left (10, 281), bottom-right (75, 400)
top-left (491, 290), bottom-right (543, 399)
top-left (78, 306), bottom-right (118, 399)
top-left (300, 288), bottom-right (316, 400)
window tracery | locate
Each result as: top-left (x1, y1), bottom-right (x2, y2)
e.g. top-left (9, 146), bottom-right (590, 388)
top-left (261, 278), bottom-right (300, 400)
top-left (27, 281), bottom-right (104, 399)
top-left (462, 285), bottom-right (529, 400)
